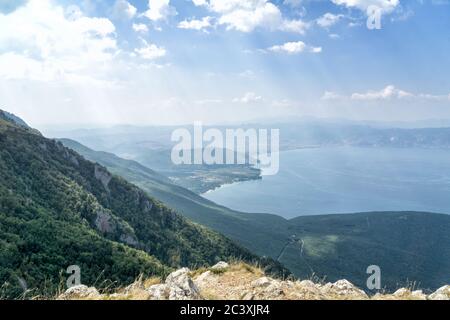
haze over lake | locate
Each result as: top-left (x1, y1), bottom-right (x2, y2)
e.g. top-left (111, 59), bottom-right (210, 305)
top-left (203, 147), bottom-right (450, 219)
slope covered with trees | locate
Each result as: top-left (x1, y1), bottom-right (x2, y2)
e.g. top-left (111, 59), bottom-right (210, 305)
top-left (0, 113), bottom-right (287, 298)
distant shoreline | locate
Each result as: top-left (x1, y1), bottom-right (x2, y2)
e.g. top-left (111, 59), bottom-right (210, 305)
top-left (201, 174), bottom-right (262, 195)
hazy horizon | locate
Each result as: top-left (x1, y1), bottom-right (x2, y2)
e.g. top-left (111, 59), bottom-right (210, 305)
top-left (1, 0), bottom-right (449, 127)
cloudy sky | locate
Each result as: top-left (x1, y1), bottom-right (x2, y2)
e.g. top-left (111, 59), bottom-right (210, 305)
top-left (0, 0), bottom-right (449, 127)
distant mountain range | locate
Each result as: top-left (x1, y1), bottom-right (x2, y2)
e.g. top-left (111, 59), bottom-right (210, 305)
top-left (60, 138), bottom-right (450, 292)
top-left (46, 121), bottom-right (450, 153)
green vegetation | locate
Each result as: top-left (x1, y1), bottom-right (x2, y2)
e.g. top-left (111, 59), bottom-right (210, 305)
top-left (0, 115), bottom-right (287, 299)
top-left (285, 212), bottom-right (450, 291)
top-left (62, 138), bottom-right (450, 292)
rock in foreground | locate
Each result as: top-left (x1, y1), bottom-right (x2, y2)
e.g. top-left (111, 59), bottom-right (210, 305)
top-left (57, 262), bottom-right (450, 301)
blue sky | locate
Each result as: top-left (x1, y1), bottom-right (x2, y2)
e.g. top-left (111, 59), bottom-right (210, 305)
top-left (0, 0), bottom-right (449, 127)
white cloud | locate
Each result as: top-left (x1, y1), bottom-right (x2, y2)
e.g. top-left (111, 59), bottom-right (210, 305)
top-left (268, 41), bottom-right (322, 54)
top-left (144, 0), bottom-right (177, 22)
top-left (238, 70), bottom-right (255, 78)
top-left (323, 86), bottom-right (450, 102)
top-left (317, 13), bottom-right (344, 28)
top-left (111, 0), bottom-right (137, 20)
top-left (133, 23), bottom-right (149, 33)
top-left (178, 16), bottom-right (213, 30)
top-left (416, 93), bottom-right (450, 101)
top-left (280, 19), bottom-right (309, 34)
top-left (270, 41), bottom-right (305, 54)
top-left (0, 0), bottom-right (117, 85)
top-left (321, 91), bottom-right (344, 100)
top-left (192, 0), bottom-right (208, 6)
top-left (351, 85), bottom-right (413, 100)
top-left (233, 92), bottom-right (263, 103)
top-left (331, 0), bottom-right (400, 13)
top-left (192, 0), bottom-right (309, 34)
top-left (135, 40), bottom-right (166, 60)
top-left (217, 1), bottom-right (282, 32)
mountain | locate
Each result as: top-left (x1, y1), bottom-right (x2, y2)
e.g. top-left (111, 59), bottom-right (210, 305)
top-left (47, 121), bottom-right (450, 154)
top-left (0, 112), bottom-right (287, 299)
top-left (60, 138), bottom-right (450, 292)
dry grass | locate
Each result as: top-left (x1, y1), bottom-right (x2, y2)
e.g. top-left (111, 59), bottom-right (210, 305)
top-left (54, 261), bottom-right (446, 301)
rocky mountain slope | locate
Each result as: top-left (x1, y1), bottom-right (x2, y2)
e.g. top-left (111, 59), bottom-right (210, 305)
top-left (0, 111), bottom-right (286, 299)
top-left (59, 261), bottom-right (450, 300)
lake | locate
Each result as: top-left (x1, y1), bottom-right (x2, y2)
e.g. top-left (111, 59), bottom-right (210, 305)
top-left (202, 147), bottom-right (450, 219)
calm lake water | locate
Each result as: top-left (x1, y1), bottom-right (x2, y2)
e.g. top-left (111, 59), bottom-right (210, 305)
top-left (203, 147), bottom-right (450, 219)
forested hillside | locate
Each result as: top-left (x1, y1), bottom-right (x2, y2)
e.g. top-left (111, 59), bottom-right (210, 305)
top-left (0, 113), bottom-right (286, 298)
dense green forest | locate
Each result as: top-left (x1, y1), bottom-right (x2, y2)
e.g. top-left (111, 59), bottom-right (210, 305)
top-left (0, 113), bottom-right (287, 299)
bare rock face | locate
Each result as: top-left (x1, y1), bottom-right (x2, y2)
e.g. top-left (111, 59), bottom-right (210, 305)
top-left (251, 277), bottom-right (273, 288)
top-left (428, 285), bottom-right (450, 300)
top-left (297, 280), bottom-right (317, 289)
top-left (290, 280), bottom-right (324, 300)
top-left (194, 271), bottom-right (215, 287)
top-left (69, 155), bottom-right (79, 167)
top-left (120, 233), bottom-right (139, 246)
top-left (411, 290), bottom-right (427, 300)
top-left (95, 210), bottom-right (115, 234)
top-left (320, 280), bottom-right (369, 300)
top-left (389, 288), bottom-right (427, 300)
top-left (248, 277), bottom-right (287, 300)
top-left (148, 268), bottom-right (202, 300)
top-left (94, 165), bottom-right (112, 191)
top-left (262, 281), bottom-right (284, 299)
top-left (211, 261), bottom-right (229, 270)
top-left (166, 268), bottom-right (202, 300)
top-left (148, 284), bottom-right (169, 300)
top-left (59, 285), bottom-right (100, 300)
top-left (393, 288), bottom-right (409, 297)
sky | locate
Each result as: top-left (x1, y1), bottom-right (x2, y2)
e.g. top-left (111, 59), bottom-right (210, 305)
top-left (0, 0), bottom-right (449, 128)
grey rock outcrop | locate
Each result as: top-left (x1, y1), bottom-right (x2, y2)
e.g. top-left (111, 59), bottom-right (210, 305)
top-left (148, 268), bottom-right (202, 300)
top-left (211, 261), bottom-right (229, 270)
top-left (59, 285), bottom-right (100, 300)
top-left (320, 280), bottom-right (368, 299)
top-left (428, 285), bottom-right (450, 300)
top-left (94, 165), bottom-right (112, 191)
